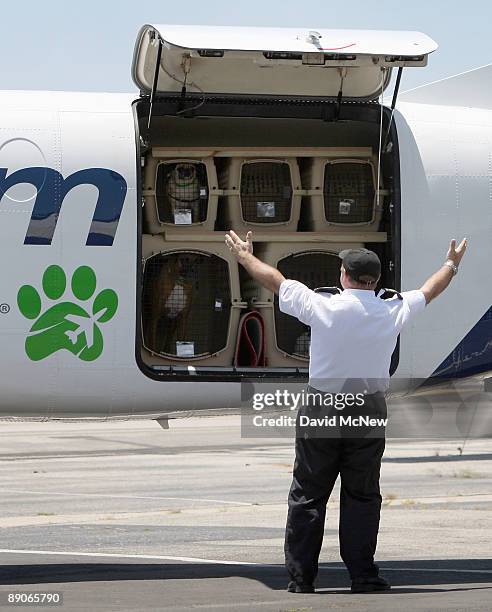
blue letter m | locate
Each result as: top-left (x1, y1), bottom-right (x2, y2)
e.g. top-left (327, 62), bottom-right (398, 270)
top-left (0, 167), bottom-right (127, 246)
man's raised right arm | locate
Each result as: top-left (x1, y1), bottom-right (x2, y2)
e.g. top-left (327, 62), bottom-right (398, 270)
top-left (419, 238), bottom-right (467, 305)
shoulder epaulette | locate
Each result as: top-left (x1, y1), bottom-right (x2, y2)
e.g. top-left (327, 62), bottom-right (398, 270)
top-left (314, 286), bottom-right (342, 295)
top-left (378, 288), bottom-right (403, 300)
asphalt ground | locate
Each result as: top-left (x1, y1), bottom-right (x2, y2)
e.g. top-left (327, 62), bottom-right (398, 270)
top-left (0, 416), bottom-right (490, 611)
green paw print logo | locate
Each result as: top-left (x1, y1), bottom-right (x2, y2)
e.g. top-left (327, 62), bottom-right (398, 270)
top-left (17, 265), bottom-right (118, 361)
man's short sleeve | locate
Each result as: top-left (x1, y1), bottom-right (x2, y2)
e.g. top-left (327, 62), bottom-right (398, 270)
top-left (278, 279), bottom-right (317, 325)
top-left (399, 290), bottom-right (427, 328)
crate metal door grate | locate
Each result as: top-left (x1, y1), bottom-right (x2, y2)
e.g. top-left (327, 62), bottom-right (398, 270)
top-left (324, 161), bottom-right (375, 224)
top-left (155, 162), bottom-right (209, 225)
top-left (274, 251), bottom-right (340, 358)
top-left (240, 161), bottom-right (293, 223)
top-left (142, 251), bottom-right (232, 358)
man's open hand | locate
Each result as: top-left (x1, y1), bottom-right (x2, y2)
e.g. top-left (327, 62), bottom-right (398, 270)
top-left (446, 237), bottom-right (467, 266)
top-left (225, 230), bottom-right (253, 262)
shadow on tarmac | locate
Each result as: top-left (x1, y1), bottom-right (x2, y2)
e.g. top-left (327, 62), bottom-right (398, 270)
top-left (0, 558), bottom-right (490, 594)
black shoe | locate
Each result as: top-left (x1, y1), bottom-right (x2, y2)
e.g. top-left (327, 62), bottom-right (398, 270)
top-left (351, 575), bottom-right (391, 593)
top-left (287, 581), bottom-right (315, 593)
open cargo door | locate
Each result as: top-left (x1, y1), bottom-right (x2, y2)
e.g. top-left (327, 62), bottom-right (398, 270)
top-left (133, 24), bottom-right (438, 381)
top-left (132, 24), bottom-right (437, 100)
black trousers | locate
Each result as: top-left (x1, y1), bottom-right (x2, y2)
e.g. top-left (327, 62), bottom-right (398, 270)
top-left (284, 388), bottom-right (386, 585)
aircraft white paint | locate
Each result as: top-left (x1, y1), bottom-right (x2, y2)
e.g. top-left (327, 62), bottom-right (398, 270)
top-left (0, 24), bottom-right (490, 422)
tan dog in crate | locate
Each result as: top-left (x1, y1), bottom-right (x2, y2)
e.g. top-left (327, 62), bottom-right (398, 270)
top-left (146, 256), bottom-right (193, 356)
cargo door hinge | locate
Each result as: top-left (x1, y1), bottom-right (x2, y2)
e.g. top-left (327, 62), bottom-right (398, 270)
top-left (383, 66), bottom-right (403, 149)
top-left (147, 37), bottom-right (163, 132)
top-left (335, 67), bottom-right (347, 121)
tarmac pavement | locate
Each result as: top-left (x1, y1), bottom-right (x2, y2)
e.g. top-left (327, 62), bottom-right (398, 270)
top-left (0, 416), bottom-right (490, 611)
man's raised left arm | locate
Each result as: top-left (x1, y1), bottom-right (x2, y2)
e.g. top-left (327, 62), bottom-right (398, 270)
top-left (225, 230), bottom-right (318, 325)
top-left (225, 230), bottom-right (285, 294)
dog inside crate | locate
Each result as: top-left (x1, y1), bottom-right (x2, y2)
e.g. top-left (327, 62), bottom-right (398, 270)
top-left (155, 162), bottom-right (209, 225)
top-left (324, 161), bottom-right (375, 224)
top-left (142, 251), bottom-right (232, 358)
top-left (274, 251), bottom-right (341, 358)
top-left (240, 161), bottom-right (293, 223)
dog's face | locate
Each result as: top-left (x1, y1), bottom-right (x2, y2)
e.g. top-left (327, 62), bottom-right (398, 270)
top-left (172, 163), bottom-right (197, 186)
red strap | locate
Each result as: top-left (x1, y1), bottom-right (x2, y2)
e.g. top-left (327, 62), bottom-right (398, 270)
top-left (234, 310), bottom-right (266, 367)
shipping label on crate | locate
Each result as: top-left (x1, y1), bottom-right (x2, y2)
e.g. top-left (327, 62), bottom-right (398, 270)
top-left (176, 341), bottom-right (195, 357)
top-left (256, 201), bottom-right (276, 218)
top-left (174, 209), bottom-right (193, 224)
top-left (214, 298), bottom-right (223, 311)
top-left (339, 199), bottom-right (355, 215)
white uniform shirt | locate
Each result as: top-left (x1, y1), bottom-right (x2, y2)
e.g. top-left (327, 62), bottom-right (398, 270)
top-left (278, 280), bottom-right (427, 392)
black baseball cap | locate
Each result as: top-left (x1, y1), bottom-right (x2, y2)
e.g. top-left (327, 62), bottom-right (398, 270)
top-left (338, 248), bottom-right (381, 283)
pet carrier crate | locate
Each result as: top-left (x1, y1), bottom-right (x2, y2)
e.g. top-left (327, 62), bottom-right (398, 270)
top-left (143, 150), bottom-right (220, 233)
top-left (302, 153), bottom-right (385, 231)
top-left (244, 242), bottom-right (364, 367)
top-left (219, 157), bottom-right (303, 231)
top-left (141, 235), bottom-right (246, 366)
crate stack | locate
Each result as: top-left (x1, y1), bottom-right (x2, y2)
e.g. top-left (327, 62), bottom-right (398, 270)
top-left (141, 147), bottom-right (387, 369)
top-left (142, 150), bottom-right (241, 366)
